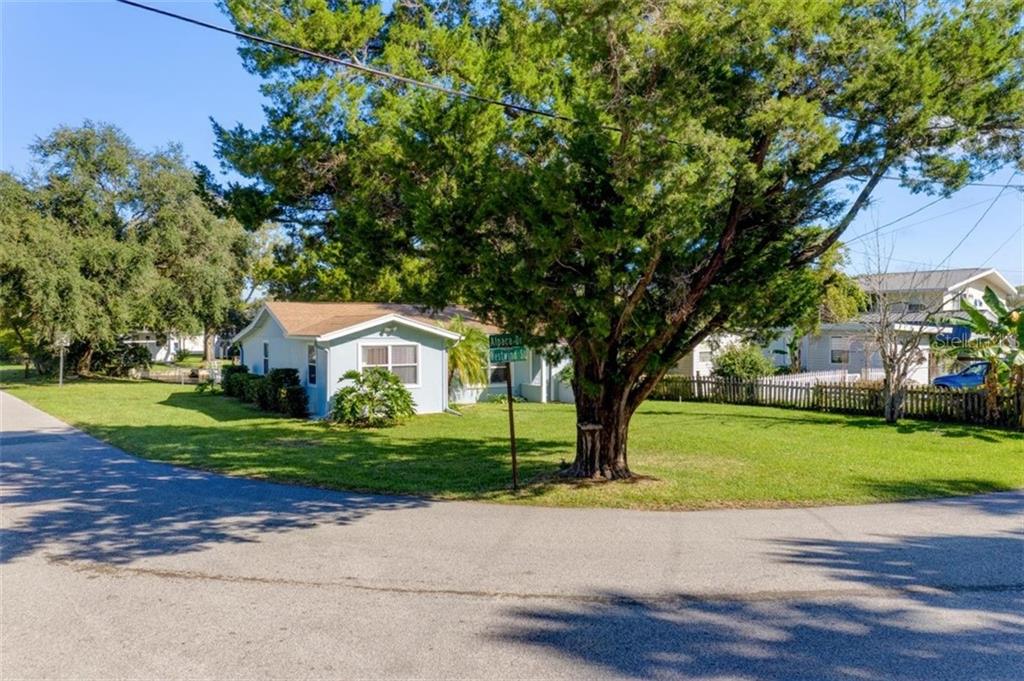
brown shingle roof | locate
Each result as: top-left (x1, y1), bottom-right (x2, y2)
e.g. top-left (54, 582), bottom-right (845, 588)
top-left (264, 301), bottom-right (501, 337)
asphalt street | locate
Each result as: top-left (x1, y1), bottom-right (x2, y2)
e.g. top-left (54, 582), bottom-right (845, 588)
top-left (2, 390), bottom-right (1022, 680)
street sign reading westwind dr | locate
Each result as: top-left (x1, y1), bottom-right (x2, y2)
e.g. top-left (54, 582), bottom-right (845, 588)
top-left (488, 333), bottom-right (525, 490)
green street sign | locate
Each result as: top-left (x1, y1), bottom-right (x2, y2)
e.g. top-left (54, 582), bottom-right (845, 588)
top-left (489, 334), bottom-right (525, 363)
top-left (490, 346), bottom-right (527, 363)
top-left (489, 333), bottom-right (523, 349)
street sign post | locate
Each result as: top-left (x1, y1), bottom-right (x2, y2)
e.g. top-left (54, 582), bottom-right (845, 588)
top-left (489, 334), bottom-right (525, 490)
top-left (55, 332), bottom-right (70, 388)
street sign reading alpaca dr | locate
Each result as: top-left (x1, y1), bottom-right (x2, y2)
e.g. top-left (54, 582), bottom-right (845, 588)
top-left (488, 334), bottom-right (526, 363)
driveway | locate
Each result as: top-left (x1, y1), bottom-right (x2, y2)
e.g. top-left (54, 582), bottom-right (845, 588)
top-left (2, 391), bottom-right (1022, 680)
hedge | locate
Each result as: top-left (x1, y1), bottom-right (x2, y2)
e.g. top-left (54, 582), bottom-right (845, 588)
top-left (221, 366), bottom-right (307, 419)
top-left (221, 365), bottom-right (249, 398)
top-left (281, 386), bottom-right (309, 418)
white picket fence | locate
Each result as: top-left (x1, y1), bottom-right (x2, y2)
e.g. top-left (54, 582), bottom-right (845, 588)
top-left (756, 369), bottom-right (853, 387)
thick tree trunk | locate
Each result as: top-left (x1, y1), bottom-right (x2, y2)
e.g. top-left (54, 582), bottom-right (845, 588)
top-left (882, 381), bottom-right (904, 424)
top-left (76, 343), bottom-right (93, 375)
top-left (563, 385), bottom-right (633, 480)
top-left (203, 327), bottom-right (216, 363)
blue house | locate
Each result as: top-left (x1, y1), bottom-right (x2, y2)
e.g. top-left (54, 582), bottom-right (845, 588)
top-left (232, 301), bottom-right (572, 417)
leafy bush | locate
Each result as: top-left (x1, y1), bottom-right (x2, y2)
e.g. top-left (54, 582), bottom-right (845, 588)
top-left (485, 392), bottom-right (526, 404)
top-left (265, 368), bottom-right (301, 410)
top-left (281, 386), bottom-right (309, 418)
top-left (240, 374), bottom-right (266, 404)
top-left (330, 368), bottom-right (415, 427)
top-left (711, 344), bottom-right (775, 382)
top-left (174, 348), bottom-right (191, 363)
top-left (195, 378), bottom-right (220, 395)
top-left (254, 377), bottom-right (277, 411)
top-left (91, 342), bottom-right (152, 377)
top-left (556, 361), bottom-right (574, 385)
top-left (221, 364), bottom-right (249, 398)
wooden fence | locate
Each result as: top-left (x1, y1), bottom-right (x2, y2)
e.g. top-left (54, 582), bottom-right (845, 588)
top-left (649, 376), bottom-right (1022, 429)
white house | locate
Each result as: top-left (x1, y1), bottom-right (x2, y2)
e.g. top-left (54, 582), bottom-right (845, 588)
top-left (668, 334), bottom-right (743, 377)
top-left (231, 301), bottom-right (574, 418)
top-left (125, 332), bottom-right (210, 362)
top-left (777, 267), bottom-right (1016, 383)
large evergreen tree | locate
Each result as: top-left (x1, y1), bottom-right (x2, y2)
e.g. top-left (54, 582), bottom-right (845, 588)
top-left (217, 0), bottom-right (1023, 478)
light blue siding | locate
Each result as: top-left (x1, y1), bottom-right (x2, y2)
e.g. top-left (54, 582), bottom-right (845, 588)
top-left (240, 317), bottom-right (451, 417)
top-left (321, 322), bottom-right (449, 416)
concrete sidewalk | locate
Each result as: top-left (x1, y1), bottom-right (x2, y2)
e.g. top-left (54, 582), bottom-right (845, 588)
top-left (2, 390), bottom-right (1022, 680)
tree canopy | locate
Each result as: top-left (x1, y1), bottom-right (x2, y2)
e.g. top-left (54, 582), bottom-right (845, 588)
top-left (0, 122), bottom-right (248, 372)
top-left (217, 0), bottom-right (1024, 477)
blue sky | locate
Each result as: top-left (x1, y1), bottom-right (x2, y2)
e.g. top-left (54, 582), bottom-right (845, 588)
top-left (3, 0), bottom-right (1021, 285)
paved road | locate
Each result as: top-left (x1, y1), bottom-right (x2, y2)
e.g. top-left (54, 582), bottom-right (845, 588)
top-left (2, 391), bottom-right (1022, 680)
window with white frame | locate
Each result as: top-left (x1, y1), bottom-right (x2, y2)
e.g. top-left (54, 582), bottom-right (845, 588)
top-left (262, 341), bottom-right (269, 374)
top-left (830, 336), bottom-right (849, 364)
top-left (307, 344), bottom-right (317, 385)
top-left (362, 344), bottom-right (418, 384)
top-left (488, 363), bottom-right (509, 385)
top-left (699, 351), bottom-right (713, 363)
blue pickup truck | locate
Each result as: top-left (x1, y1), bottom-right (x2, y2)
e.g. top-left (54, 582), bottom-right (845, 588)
top-left (932, 361), bottom-right (991, 389)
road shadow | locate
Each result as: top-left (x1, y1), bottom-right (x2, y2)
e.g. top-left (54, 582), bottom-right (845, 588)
top-left (491, 532), bottom-right (1024, 680)
top-left (0, 426), bottom-right (429, 565)
top-left (856, 478), bottom-right (1024, 509)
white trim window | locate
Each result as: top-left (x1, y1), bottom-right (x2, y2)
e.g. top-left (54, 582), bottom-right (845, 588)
top-left (362, 344), bottom-right (419, 385)
top-left (830, 336), bottom-right (849, 365)
top-left (307, 344), bottom-right (317, 386)
top-left (488, 363), bottom-right (510, 385)
top-left (262, 341), bottom-right (269, 374)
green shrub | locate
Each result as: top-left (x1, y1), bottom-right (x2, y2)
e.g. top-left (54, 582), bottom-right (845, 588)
top-left (265, 368), bottom-right (301, 411)
top-left (74, 341), bottom-right (152, 377)
top-left (281, 386), bottom-right (309, 418)
top-left (100, 343), bottom-right (152, 377)
top-left (221, 364), bottom-right (249, 398)
top-left (330, 368), bottom-right (415, 427)
top-left (195, 379), bottom-right (220, 395)
top-left (240, 374), bottom-right (266, 404)
top-left (711, 344), bottom-right (775, 382)
top-left (174, 348), bottom-right (191, 363)
top-left (254, 377), bottom-right (277, 411)
top-left (485, 392), bottom-right (526, 404)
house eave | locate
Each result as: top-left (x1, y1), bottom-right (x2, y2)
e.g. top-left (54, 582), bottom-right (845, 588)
top-left (315, 314), bottom-right (462, 342)
top-left (946, 268), bottom-right (1017, 299)
top-left (233, 306), bottom-right (464, 345)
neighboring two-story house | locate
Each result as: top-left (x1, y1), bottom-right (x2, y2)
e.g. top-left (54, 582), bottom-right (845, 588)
top-left (776, 267), bottom-right (1016, 384)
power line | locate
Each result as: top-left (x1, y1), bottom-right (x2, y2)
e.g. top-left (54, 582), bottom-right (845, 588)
top-left (934, 172), bottom-right (1018, 270)
top-left (979, 225), bottom-right (1021, 268)
top-left (844, 194), bottom-right (1012, 246)
top-left (113, 0), bottom-right (596, 129)
top-left (844, 195), bottom-right (948, 245)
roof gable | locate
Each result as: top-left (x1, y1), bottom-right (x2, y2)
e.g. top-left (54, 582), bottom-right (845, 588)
top-left (233, 301), bottom-right (497, 344)
top-left (856, 267), bottom-right (1015, 296)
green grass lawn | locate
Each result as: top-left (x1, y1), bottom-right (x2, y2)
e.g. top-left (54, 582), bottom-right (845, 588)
top-left (2, 366), bottom-right (1021, 510)
top-left (170, 356), bottom-right (230, 369)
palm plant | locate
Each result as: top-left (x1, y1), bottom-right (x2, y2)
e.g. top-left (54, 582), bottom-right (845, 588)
top-left (949, 287), bottom-right (1024, 386)
top-left (444, 316), bottom-right (489, 389)
top-left (940, 287), bottom-right (1023, 427)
